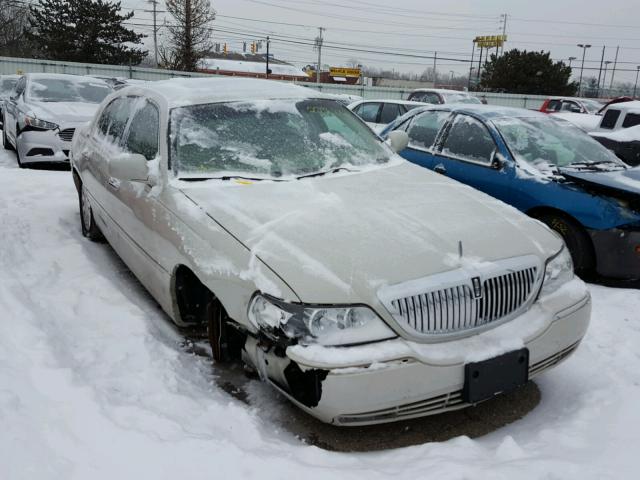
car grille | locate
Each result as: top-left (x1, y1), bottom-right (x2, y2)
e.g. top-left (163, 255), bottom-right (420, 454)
top-left (58, 128), bottom-right (75, 142)
top-left (378, 256), bottom-right (541, 339)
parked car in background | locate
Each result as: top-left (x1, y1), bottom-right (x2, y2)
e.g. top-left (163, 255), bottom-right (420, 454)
top-left (540, 97), bottom-right (602, 114)
top-left (557, 100), bottom-right (640, 166)
top-left (348, 99), bottom-right (425, 132)
top-left (381, 104), bottom-right (640, 280)
top-left (2, 73), bottom-right (113, 167)
top-left (406, 88), bottom-right (481, 105)
top-left (324, 93), bottom-right (363, 106)
top-left (0, 74), bottom-right (20, 129)
top-left (71, 77), bottom-right (590, 425)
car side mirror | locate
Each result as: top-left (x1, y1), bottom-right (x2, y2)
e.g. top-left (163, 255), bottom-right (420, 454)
top-left (387, 130), bottom-right (409, 153)
top-left (491, 151), bottom-right (507, 170)
top-left (109, 153), bottom-right (149, 182)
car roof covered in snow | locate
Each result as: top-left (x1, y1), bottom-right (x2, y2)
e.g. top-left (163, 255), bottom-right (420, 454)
top-left (122, 77), bottom-right (327, 109)
top-left (602, 100), bottom-right (640, 112)
top-left (24, 73), bottom-right (110, 85)
top-left (409, 103), bottom-right (546, 120)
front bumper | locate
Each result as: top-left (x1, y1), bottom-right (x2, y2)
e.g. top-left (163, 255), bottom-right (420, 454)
top-left (244, 279), bottom-right (591, 425)
top-left (16, 126), bottom-right (79, 164)
top-left (589, 227), bottom-right (640, 280)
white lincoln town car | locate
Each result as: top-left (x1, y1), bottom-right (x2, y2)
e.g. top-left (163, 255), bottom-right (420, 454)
top-left (70, 78), bottom-right (591, 425)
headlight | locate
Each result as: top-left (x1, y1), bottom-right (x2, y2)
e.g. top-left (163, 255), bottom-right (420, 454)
top-left (24, 115), bottom-right (58, 130)
top-left (539, 246), bottom-right (574, 298)
top-left (248, 294), bottom-right (397, 346)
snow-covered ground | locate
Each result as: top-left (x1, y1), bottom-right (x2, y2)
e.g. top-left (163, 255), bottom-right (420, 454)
top-left (1, 148), bottom-right (639, 479)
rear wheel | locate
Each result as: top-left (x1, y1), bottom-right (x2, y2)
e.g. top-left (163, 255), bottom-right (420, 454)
top-left (535, 212), bottom-right (595, 275)
top-left (2, 121), bottom-right (14, 151)
top-left (79, 183), bottom-right (103, 241)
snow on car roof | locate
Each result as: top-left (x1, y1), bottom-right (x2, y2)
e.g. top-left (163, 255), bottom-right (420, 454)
top-left (602, 100), bottom-right (640, 112)
top-left (410, 103), bottom-right (545, 119)
top-left (132, 77), bottom-right (326, 108)
top-left (25, 73), bottom-right (110, 85)
top-left (410, 88), bottom-right (475, 95)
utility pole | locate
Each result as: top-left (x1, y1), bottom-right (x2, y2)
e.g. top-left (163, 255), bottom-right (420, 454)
top-left (603, 61), bottom-right (612, 96)
top-left (568, 56), bottom-right (576, 68)
top-left (577, 44), bottom-right (591, 96)
top-left (609, 45), bottom-right (620, 92)
top-left (315, 27), bottom-right (324, 85)
top-left (146, 0), bottom-right (159, 67)
top-left (500, 14), bottom-right (508, 55)
top-left (265, 36), bottom-right (270, 78)
top-left (596, 46), bottom-right (605, 97)
top-left (433, 51), bottom-right (437, 86)
top-left (477, 46), bottom-right (483, 84)
top-left (468, 41), bottom-right (476, 91)
top-left (634, 66), bottom-right (640, 98)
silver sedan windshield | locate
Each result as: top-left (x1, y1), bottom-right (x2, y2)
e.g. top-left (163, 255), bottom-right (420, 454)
top-left (493, 116), bottom-right (624, 168)
top-left (170, 99), bottom-right (392, 179)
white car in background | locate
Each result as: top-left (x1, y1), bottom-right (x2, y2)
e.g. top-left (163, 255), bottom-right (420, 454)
top-left (348, 99), bottom-right (426, 132)
top-left (2, 73), bottom-right (113, 167)
top-left (0, 74), bottom-right (20, 129)
top-left (407, 88), bottom-right (482, 105)
top-left (71, 77), bottom-right (590, 425)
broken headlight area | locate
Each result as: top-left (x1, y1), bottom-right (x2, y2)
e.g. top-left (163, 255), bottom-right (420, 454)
top-left (248, 294), bottom-right (397, 347)
top-left (539, 246), bottom-right (574, 298)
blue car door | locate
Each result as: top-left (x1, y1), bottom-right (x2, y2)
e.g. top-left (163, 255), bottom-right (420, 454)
top-left (430, 113), bottom-right (517, 203)
top-left (398, 110), bottom-right (451, 170)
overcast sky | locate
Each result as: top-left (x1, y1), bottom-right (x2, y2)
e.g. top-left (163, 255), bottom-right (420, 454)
top-left (126, 0), bottom-right (640, 85)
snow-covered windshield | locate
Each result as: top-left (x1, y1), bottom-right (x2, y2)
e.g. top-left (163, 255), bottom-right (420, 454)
top-left (29, 78), bottom-right (113, 103)
top-left (443, 93), bottom-right (481, 104)
top-left (493, 116), bottom-right (625, 169)
top-left (581, 99), bottom-right (602, 114)
top-left (0, 78), bottom-right (17, 96)
top-left (170, 98), bottom-right (392, 179)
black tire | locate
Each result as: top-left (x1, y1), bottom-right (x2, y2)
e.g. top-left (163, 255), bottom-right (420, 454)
top-left (2, 121), bottom-right (14, 152)
top-left (535, 212), bottom-right (595, 275)
top-left (207, 300), bottom-right (243, 363)
top-left (78, 182), bottom-right (103, 241)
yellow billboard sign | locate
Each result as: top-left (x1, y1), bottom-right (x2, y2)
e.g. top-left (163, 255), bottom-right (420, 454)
top-left (474, 35), bottom-right (507, 48)
top-left (329, 67), bottom-right (361, 78)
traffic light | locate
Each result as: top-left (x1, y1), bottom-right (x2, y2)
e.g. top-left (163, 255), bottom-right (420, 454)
top-left (250, 42), bottom-right (255, 54)
top-left (223, 43), bottom-right (227, 54)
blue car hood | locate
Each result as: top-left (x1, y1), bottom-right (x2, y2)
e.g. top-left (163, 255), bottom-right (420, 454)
top-left (560, 167), bottom-right (640, 196)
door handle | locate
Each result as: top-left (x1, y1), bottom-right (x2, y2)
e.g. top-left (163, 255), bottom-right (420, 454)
top-left (434, 163), bottom-right (447, 175)
top-left (108, 177), bottom-right (121, 190)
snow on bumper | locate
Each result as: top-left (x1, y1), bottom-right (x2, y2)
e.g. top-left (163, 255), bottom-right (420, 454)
top-left (246, 278), bottom-right (591, 425)
top-left (16, 127), bottom-right (76, 164)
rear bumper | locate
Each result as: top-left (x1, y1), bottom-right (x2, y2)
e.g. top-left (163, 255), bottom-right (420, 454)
top-left (245, 279), bottom-right (591, 425)
top-left (589, 227), bottom-right (640, 280)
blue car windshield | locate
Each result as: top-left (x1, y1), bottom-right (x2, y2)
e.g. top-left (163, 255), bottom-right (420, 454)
top-left (493, 116), bottom-right (625, 169)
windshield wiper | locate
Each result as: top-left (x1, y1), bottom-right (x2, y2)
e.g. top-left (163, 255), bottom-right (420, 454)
top-left (178, 175), bottom-right (283, 182)
top-left (296, 167), bottom-right (358, 180)
top-left (564, 160), bottom-right (625, 170)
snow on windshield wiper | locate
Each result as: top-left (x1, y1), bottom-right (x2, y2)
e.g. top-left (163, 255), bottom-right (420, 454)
top-left (296, 167), bottom-right (358, 180)
top-left (178, 175), bottom-right (283, 182)
top-left (565, 160), bottom-right (625, 170)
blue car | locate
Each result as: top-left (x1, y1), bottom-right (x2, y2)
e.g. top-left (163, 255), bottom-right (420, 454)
top-left (380, 104), bottom-right (640, 280)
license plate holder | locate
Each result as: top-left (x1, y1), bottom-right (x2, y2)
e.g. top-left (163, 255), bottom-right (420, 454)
top-left (463, 348), bottom-right (529, 404)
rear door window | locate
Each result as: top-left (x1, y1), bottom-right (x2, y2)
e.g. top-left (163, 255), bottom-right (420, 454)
top-left (379, 103), bottom-right (402, 124)
top-left (600, 109), bottom-right (621, 129)
top-left (546, 100), bottom-right (561, 112)
top-left (441, 114), bottom-right (496, 164)
top-left (406, 110), bottom-right (450, 150)
top-left (621, 113), bottom-right (640, 129)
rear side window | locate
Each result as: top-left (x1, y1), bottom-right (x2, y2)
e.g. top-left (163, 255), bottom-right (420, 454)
top-left (407, 110), bottom-right (450, 150)
top-left (442, 114), bottom-right (496, 164)
top-left (600, 109), bottom-right (621, 129)
top-left (545, 100), bottom-right (561, 111)
top-left (355, 102), bottom-right (381, 123)
top-left (409, 92), bottom-right (441, 104)
top-left (125, 100), bottom-right (159, 160)
top-left (622, 113), bottom-right (640, 129)
top-left (380, 103), bottom-right (402, 124)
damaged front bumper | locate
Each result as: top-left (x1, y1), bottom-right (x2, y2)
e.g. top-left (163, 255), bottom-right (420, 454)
top-left (589, 226), bottom-right (640, 280)
top-left (243, 279), bottom-right (591, 426)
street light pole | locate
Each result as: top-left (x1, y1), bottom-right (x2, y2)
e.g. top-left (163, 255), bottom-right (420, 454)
top-left (577, 44), bottom-right (591, 96)
top-left (634, 66), bottom-right (640, 99)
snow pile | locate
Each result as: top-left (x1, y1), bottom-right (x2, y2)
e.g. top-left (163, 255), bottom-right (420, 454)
top-left (0, 148), bottom-right (639, 479)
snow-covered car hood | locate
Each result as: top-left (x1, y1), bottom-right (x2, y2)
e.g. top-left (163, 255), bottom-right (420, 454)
top-left (179, 162), bottom-right (562, 304)
top-left (27, 101), bottom-right (99, 124)
top-left (591, 125), bottom-right (640, 143)
top-left (560, 166), bottom-right (640, 197)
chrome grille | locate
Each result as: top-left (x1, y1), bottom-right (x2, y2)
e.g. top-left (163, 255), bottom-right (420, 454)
top-left (58, 128), bottom-right (75, 142)
top-left (380, 258), bottom-right (540, 338)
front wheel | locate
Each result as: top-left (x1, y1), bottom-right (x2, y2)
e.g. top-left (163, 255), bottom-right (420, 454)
top-left (79, 183), bottom-right (103, 241)
top-left (2, 121), bottom-right (15, 151)
top-left (535, 212), bottom-right (595, 275)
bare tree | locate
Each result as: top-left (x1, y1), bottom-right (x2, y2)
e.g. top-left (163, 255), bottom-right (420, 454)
top-left (162, 0), bottom-right (216, 71)
top-left (0, 0), bottom-right (33, 57)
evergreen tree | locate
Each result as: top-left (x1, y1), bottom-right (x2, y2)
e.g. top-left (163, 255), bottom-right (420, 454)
top-left (480, 49), bottom-right (578, 96)
top-left (27, 0), bottom-right (147, 65)
top-left (161, 0), bottom-right (216, 71)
